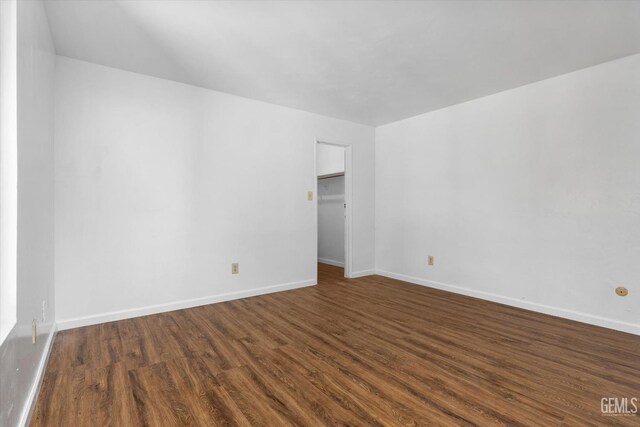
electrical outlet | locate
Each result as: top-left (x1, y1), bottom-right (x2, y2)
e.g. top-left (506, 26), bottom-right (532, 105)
top-left (32, 319), bottom-right (37, 344)
top-left (428, 256), bottom-right (434, 266)
top-left (307, 191), bottom-right (313, 201)
top-left (231, 263), bottom-right (239, 274)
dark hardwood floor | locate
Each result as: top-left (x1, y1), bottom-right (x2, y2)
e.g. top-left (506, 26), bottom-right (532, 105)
top-left (31, 263), bottom-right (639, 426)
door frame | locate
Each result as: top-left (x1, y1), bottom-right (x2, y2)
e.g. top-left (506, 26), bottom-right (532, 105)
top-left (314, 139), bottom-right (353, 279)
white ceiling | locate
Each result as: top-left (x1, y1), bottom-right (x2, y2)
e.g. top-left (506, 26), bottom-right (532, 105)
top-left (44, 1), bottom-right (640, 126)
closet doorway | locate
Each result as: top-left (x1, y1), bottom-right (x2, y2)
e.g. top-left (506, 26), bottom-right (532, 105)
top-left (316, 141), bottom-right (352, 278)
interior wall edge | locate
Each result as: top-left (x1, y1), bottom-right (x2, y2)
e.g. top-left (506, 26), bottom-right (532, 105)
top-left (375, 270), bottom-right (640, 336)
top-left (18, 324), bottom-right (57, 427)
top-left (56, 279), bottom-right (316, 331)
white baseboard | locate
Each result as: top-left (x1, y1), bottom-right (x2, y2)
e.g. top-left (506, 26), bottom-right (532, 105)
top-left (19, 323), bottom-right (57, 427)
top-left (57, 279), bottom-right (316, 331)
top-left (318, 258), bottom-right (345, 267)
top-left (317, 258), bottom-right (374, 278)
top-left (375, 270), bottom-right (640, 336)
top-left (349, 269), bottom-right (375, 278)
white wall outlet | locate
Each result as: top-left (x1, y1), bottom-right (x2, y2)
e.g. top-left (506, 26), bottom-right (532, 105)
top-left (231, 263), bottom-right (239, 274)
top-left (428, 256), bottom-right (434, 266)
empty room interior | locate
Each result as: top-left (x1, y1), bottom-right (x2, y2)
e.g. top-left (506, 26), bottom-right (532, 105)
top-left (1, 0), bottom-right (639, 425)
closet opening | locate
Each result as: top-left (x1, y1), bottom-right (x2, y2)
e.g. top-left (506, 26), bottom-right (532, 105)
top-left (315, 141), bottom-right (352, 279)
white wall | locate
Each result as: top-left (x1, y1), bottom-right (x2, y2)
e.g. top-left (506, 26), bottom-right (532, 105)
top-left (0, 0), bottom-right (18, 346)
top-left (318, 176), bottom-right (345, 266)
top-left (317, 143), bottom-right (345, 176)
top-left (376, 54), bottom-right (640, 335)
top-left (0, 1), bottom-right (56, 425)
top-left (54, 57), bottom-right (375, 328)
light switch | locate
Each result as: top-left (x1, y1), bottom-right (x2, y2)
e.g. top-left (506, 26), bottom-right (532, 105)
top-left (307, 191), bottom-right (313, 201)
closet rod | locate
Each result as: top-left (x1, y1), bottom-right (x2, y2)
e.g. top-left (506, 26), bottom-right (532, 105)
top-left (318, 172), bottom-right (345, 180)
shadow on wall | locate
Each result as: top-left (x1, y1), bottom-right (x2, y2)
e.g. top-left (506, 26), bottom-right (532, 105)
top-left (318, 175), bottom-right (345, 267)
